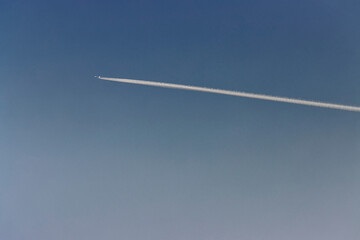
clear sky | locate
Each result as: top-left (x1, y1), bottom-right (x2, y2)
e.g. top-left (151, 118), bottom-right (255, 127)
top-left (1, 0), bottom-right (360, 239)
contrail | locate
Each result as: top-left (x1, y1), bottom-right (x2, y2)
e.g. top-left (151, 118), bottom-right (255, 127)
top-left (96, 76), bottom-right (360, 112)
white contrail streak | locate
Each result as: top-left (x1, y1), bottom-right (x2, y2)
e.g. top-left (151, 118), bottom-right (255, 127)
top-left (97, 76), bottom-right (360, 112)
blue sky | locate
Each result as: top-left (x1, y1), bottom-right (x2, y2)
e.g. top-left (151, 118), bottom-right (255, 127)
top-left (1, 0), bottom-right (360, 239)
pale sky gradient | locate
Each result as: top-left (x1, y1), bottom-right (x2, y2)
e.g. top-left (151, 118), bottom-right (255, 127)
top-left (1, 1), bottom-right (360, 239)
